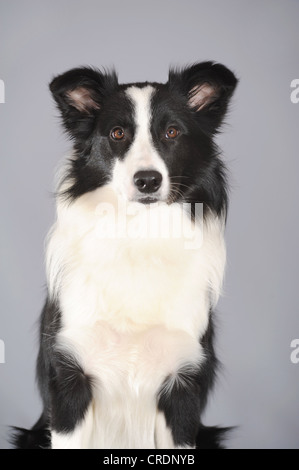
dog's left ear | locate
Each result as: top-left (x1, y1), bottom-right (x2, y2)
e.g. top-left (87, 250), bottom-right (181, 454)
top-left (168, 61), bottom-right (238, 133)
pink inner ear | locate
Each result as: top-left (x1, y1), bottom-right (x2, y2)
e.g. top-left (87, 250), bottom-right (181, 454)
top-left (67, 87), bottom-right (100, 112)
top-left (188, 83), bottom-right (218, 111)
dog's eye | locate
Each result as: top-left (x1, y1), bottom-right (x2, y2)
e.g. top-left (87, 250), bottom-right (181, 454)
top-left (110, 127), bottom-right (125, 141)
top-left (165, 127), bottom-right (180, 139)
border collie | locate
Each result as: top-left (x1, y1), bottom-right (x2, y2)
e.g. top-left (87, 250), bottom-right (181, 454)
top-left (13, 62), bottom-right (237, 449)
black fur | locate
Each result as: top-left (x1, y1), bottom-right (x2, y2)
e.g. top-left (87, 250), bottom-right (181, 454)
top-left (50, 351), bottom-right (93, 434)
top-left (157, 315), bottom-right (220, 448)
top-left (13, 62), bottom-right (238, 449)
top-left (12, 413), bottom-right (50, 449)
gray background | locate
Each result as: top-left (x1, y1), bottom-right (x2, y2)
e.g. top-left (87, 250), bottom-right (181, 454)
top-left (0, 0), bottom-right (298, 449)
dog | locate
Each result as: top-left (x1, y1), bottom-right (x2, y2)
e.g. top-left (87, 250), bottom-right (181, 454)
top-left (13, 61), bottom-right (237, 449)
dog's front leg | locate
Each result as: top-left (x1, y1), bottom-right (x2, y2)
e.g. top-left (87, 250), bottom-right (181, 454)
top-left (49, 350), bottom-right (93, 449)
top-left (155, 368), bottom-right (201, 449)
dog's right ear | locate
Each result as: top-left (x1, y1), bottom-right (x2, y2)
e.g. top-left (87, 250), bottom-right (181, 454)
top-left (49, 67), bottom-right (118, 139)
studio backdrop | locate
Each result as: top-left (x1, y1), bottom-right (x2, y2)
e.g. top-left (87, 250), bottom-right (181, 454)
top-left (0, 0), bottom-right (298, 449)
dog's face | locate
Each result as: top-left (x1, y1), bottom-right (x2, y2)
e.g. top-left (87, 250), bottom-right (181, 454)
top-left (50, 63), bottom-right (237, 207)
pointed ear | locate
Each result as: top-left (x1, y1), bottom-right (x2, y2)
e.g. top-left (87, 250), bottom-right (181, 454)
top-left (49, 67), bottom-right (118, 139)
top-left (168, 61), bottom-right (238, 133)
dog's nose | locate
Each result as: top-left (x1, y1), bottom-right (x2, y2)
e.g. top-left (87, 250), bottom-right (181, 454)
top-left (133, 170), bottom-right (162, 194)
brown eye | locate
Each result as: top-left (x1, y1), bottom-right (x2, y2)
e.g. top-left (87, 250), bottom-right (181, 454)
top-left (111, 127), bottom-right (125, 140)
top-left (165, 127), bottom-right (179, 139)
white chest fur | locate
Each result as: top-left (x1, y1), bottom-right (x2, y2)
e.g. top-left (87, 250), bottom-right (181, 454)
top-left (47, 186), bottom-right (226, 448)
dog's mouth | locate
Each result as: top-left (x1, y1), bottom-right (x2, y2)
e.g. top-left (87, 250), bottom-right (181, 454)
top-left (131, 183), bottom-right (186, 206)
top-left (137, 192), bottom-right (183, 206)
top-left (137, 197), bottom-right (159, 205)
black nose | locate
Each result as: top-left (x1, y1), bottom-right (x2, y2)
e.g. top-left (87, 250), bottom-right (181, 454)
top-left (133, 170), bottom-right (163, 194)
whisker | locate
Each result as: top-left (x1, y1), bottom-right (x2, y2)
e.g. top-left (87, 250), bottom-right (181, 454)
top-left (170, 182), bottom-right (190, 194)
top-left (169, 183), bottom-right (185, 202)
top-left (169, 175), bottom-right (190, 180)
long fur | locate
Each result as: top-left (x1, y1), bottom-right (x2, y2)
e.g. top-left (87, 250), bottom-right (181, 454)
top-left (13, 62), bottom-right (237, 449)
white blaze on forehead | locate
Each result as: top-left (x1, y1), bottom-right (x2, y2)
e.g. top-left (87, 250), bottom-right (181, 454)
top-left (125, 85), bottom-right (158, 167)
top-left (111, 85), bottom-right (169, 201)
top-left (126, 85), bottom-right (154, 135)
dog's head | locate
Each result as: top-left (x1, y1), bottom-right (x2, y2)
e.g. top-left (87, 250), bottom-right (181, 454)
top-left (50, 62), bottom-right (237, 211)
